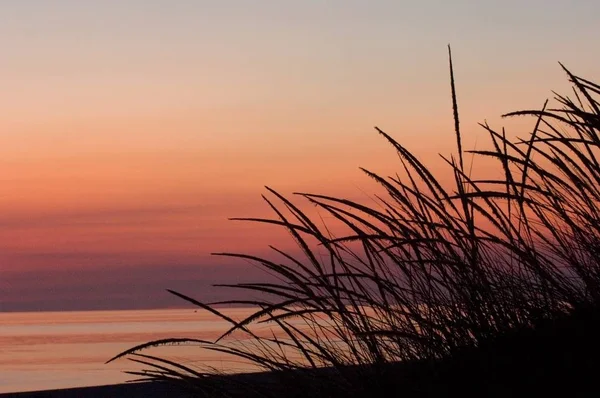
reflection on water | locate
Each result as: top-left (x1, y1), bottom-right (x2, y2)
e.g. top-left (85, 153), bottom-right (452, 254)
top-left (0, 308), bottom-right (262, 393)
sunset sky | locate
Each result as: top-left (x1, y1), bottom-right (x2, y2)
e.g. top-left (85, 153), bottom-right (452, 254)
top-left (2, 1), bottom-right (599, 311)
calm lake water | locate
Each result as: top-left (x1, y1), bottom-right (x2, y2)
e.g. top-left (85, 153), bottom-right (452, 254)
top-left (1, 308), bottom-right (265, 393)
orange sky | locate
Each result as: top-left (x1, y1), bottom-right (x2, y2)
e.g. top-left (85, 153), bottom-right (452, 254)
top-left (1, 1), bottom-right (599, 311)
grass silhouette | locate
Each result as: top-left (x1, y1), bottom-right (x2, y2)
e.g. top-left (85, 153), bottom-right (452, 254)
top-left (108, 47), bottom-right (600, 396)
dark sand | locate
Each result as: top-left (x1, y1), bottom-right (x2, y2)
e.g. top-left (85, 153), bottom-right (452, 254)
top-left (0, 366), bottom-right (373, 398)
top-left (0, 382), bottom-right (188, 398)
top-left (0, 370), bottom-right (293, 398)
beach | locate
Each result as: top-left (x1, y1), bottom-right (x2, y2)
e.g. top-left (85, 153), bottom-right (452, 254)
top-left (0, 382), bottom-right (187, 398)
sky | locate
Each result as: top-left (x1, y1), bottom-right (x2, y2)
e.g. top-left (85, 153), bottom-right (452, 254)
top-left (1, 0), bottom-right (599, 311)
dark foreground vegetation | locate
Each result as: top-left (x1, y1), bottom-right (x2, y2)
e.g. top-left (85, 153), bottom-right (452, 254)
top-left (108, 47), bottom-right (600, 396)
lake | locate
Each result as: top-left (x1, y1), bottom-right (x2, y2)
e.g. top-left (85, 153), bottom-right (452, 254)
top-left (0, 308), bottom-right (265, 394)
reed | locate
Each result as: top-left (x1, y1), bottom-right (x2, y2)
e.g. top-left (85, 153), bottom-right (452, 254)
top-left (108, 48), bottom-right (600, 396)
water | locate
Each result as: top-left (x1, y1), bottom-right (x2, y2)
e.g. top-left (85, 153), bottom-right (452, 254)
top-left (0, 308), bottom-right (264, 394)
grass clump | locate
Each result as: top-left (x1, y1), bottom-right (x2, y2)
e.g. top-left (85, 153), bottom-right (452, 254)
top-left (108, 48), bottom-right (600, 397)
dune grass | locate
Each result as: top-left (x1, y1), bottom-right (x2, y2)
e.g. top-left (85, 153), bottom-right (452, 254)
top-left (108, 48), bottom-right (600, 396)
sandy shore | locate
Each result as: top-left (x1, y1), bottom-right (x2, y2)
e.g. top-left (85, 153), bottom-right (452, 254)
top-left (0, 382), bottom-right (192, 398)
top-left (0, 366), bottom-right (361, 397)
top-left (0, 364), bottom-right (398, 398)
top-left (0, 370), bottom-right (296, 398)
